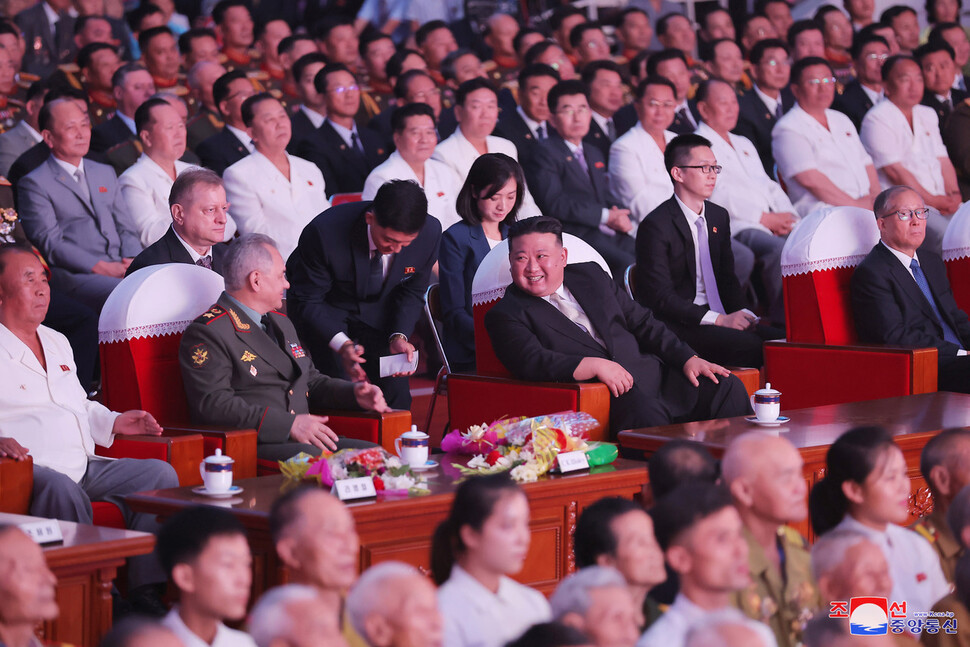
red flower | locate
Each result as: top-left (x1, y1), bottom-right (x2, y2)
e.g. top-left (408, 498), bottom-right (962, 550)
top-left (485, 450), bottom-right (502, 466)
top-left (372, 475), bottom-right (385, 491)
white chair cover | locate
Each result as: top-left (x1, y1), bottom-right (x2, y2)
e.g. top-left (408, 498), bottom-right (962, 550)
top-left (780, 206), bottom-right (878, 277)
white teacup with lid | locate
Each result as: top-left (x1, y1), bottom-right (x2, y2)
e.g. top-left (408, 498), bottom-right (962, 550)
top-left (750, 383), bottom-right (781, 422)
top-left (395, 425), bottom-right (430, 467)
top-left (199, 448), bottom-right (234, 493)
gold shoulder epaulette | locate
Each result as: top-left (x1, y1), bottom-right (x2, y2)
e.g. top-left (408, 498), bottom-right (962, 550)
top-left (200, 305), bottom-right (225, 323)
top-left (780, 525), bottom-right (808, 548)
top-left (914, 522), bottom-right (936, 543)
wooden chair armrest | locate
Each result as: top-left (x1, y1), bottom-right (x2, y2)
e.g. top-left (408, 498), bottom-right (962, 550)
top-left (99, 434), bottom-right (205, 487)
top-left (321, 409), bottom-right (412, 454)
top-left (163, 427), bottom-right (258, 480)
top-left (0, 456), bottom-right (32, 514)
top-left (728, 367), bottom-right (761, 396)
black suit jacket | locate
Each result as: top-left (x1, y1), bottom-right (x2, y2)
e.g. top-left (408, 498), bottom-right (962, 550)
top-left (734, 87), bottom-right (795, 177)
top-left (90, 115), bottom-right (135, 155)
top-left (635, 196), bottom-right (747, 326)
top-left (285, 201), bottom-right (441, 368)
top-left (669, 100), bottom-right (701, 135)
top-left (613, 103), bottom-right (639, 138)
top-left (851, 242), bottom-right (970, 360)
top-left (125, 226), bottom-right (227, 276)
top-left (196, 127), bottom-right (250, 176)
top-left (526, 133), bottom-right (614, 240)
top-left (15, 3), bottom-right (76, 78)
top-left (294, 121), bottom-right (387, 197)
top-left (494, 109), bottom-right (551, 169)
top-left (287, 108), bottom-right (319, 155)
top-left (585, 117), bottom-right (614, 163)
top-left (922, 89), bottom-right (970, 128)
top-left (832, 80), bottom-right (875, 132)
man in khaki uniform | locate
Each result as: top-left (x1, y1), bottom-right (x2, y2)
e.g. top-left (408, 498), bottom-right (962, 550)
top-left (723, 433), bottom-right (821, 647)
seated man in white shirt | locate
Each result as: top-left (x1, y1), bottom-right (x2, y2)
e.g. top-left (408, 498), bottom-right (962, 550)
top-left (550, 566), bottom-right (641, 647)
top-left (861, 55), bottom-right (962, 254)
top-left (363, 103), bottom-right (462, 232)
top-left (637, 482), bottom-right (778, 647)
top-left (695, 79), bottom-right (797, 326)
top-left (224, 93), bottom-right (331, 260)
top-left (772, 57), bottom-right (880, 217)
top-left (0, 244), bottom-right (178, 611)
top-left (346, 562), bottom-right (444, 647)
top-left (158, 506), bottom-right (257, 647)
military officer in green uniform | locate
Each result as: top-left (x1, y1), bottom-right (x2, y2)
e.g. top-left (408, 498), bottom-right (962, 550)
top-left (180, 233), bottom-right (390, 462)
top-left (723, 433), bottom-right (821, 647)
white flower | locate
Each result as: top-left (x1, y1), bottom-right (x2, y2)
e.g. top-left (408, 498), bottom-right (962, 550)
top-left (467, 454), bottom-right (489, 469)
top-left (382, 473), bottom-right (416, 490)
top-left (510, 464), bottom-right (539, 483)
top-left (494, 455), bottom-right (513, 469)
top-left (386, 456), bottom-right (403, 469)
top-left (463, 423), bottom-right (490, 442)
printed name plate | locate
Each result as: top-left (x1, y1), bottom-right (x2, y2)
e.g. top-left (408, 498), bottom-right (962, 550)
top-left (556, 451), bottom-right (590, 473)
top-left (333, 476), bottom-right (378, 501)
top-left (19, 519), bottom-right (63, 544)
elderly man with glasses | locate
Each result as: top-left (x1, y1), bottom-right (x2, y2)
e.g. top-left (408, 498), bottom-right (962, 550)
top-left (852, 185), bottom-right (970, 393)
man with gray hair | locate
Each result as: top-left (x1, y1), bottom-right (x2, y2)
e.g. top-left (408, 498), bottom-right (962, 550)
top-left (345, 561), bottom-right (443, 647)
top-left (549, 566), bottom-right (640, 647)
top-left (811, 528), bottom-right (893, 606)
top-left (248, 584), bottom-right (349, 647)
top-left (851, 184), bottom-right (970, 393)
top-left (684, 610), bottom-right (770, 647)
top-left (179, 233), bottom-right (390, 461)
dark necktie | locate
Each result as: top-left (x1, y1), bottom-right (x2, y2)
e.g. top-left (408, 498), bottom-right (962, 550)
top-left (677, 107), bottom-right (691, 128)
top-left (775, 102), bottom-right (783, 120)
top-left (196, 256), bottom-right (212, 270)
top-left (367, 250), bottom-right (384, 297)
top-left (351, 131), bottom-right (365, 156)
top-left (910, 259), bottom-right (962, 347)
top-left (606, 118), bottom-right (616, 141)
top-left (536, 123), bottom-right (545, 140)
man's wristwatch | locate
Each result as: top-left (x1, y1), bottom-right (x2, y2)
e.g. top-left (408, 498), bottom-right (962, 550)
top-left (389, 333), bottom-right (408, 344)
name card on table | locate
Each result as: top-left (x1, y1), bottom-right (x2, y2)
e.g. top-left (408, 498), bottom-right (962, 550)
top-left (556, 451), bottom-right (590, 473)
top-left (19, 519), bottom-right (63, 544)
top-left (333, 476), bottom-right (377, 501)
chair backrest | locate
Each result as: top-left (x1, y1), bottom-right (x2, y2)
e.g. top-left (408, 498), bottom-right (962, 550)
top-left (471, 235), bottom-right (612, 376)
top-left (331, 192), bottom-right (363, 206)
top-left (424, 283), bottom-right (451, 374)
top-left (99, 264), bottom-right (225, 424)
top-left (943, 201), bottom-right (970, 314)
top-left (780, 206), bottom-right (879, 344)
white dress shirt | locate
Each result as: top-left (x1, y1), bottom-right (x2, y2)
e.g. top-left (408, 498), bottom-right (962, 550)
top-left (438, 564), bottom-right (552, 647)
top-left (298, 104), bottom-right (325, 129)
top-left (362, 151), bottom-right (462, 231)
top-left (541, 283), bottom-right (607, 347)
top-left (637, 593), bottom-right (778, 647)
top-left (754, 84), bottom-right (780, 118)
top-left (120, 155), bottom-right (210, 247)
top-left (431, 127), bottom-right (541, 217)
top-left (223, 150), bottom-right (330, 259)
top-left (861, 83), bottom-right (884, 106)
top-left (328, 118), bottom-right (362, 150)
top-left (162, 608), bottom-right (257, 647)
top-left (116, 111), bottom-right (137, 136)
top-left (608, 123), bottom-right (676, 231)
top-left (516, 106), bottom-right (546, 139)
top-left (590, 109), bottom-right (614, 140)
top-left (834, 515), bottom-right (951, 624)
top-left (674, 194), bottom-right (722, 324)
top-left (860, 101), bottom-right (948, 193)
top-left (772, 104), bottom-right (874, 216)
top-left (696, 122), bottom-right (796, 236)
top-left (0, 323), bottom-right (117, 482)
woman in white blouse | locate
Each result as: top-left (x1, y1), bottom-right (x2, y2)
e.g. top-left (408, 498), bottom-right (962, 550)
top-left (433, 473), bottom-right (551, 647)
top-left (223, 93), bottom-right (331, 260)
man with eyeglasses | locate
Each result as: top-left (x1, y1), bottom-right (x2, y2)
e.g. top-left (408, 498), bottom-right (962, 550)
top-left (832, 32), bottom-right (890, 131)
top-left (736, 39), bottom-right (795, 177)
top-left (635, 134), bottom-right (782, 369)
top-left (772, 57), bottom-right (879, 217)
top-left (570, 22), bottom-right (612, 69)
top-left (196, 69), bottom-right (257, 176)
top-left (851, 185), bottom-right (970, 393)
top-left (861, 55), bottom-right (962, 254)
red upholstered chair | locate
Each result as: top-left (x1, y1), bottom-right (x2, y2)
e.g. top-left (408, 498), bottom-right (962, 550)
top-left (943, 202), bottom-right (970, 313)
top-left (764, 206), bottom-right (937, 409)
top-left (330, 193), bottom-right (363, 206)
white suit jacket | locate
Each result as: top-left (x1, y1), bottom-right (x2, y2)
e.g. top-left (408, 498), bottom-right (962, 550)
top-left (0, 323), bottom-right (117, 482)
top-left (696, 121), bottom-right (797, 236)
top-left (431, 127), bottom-right (541, 218)
top-left (0, 120), bottom-right (41, 178)
top-left (223, 151), bottom-right (331, 260)
top-left (861, 101), bottom-right (948, 193)
top-left (608, 123), bottom-right (676, 230)
top-left (362, 151), bottom-right (463, 231)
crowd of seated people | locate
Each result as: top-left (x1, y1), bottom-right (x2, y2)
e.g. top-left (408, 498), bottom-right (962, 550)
top-left (0, 0), bottom-right (970, 644)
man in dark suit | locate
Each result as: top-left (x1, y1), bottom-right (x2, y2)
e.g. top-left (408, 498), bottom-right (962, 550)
top-left (917, 40), bottom-right (969, 129)
top-left (734, 39), bottom-right (796, 177)
top-left (526, 80), bottom-right (635, 281)
top-left (485, 215), bottom-right (751, 437)
top-left (286, 180), bottom-right (440, 410)
top-left (295, 64), bottom-right (388, 198)
top-left (286, 52), bottom-right (328, 155)
top-left (852, 186), bottom-right (970, 393)
top-left (635, 134), bottom-right (784, 368)
top-left (494, 63), bottom-right (560, 169)
top-left (127, 168), bottom-right (229, 276)
top-left (648, 49), bottom-right (699, 135)
top-left (832, 33), bottom-right (890, 131)
top-left (196, 70), bottom-right (256, 175)
top-left (14, 0), bottom-right (76, 78)
top-left (89, 63), bottom-right (156, 155)
top-left (582, 60), bottom-right (626, 163)
top-left (180, 234), bottom-right (389, 462)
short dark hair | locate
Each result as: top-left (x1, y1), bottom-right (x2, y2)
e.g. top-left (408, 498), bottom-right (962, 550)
top-left (292, 52), bottom-right (328, 85)
top-left (546, 79), bottom-right (588, 113)
top-left (629, 49), bottom-right (652, 80)
top-left (39, 97), bottom-right (84, 133)
top-left (0, 243), bottom-right (37, 276)
top-left (507, 215), bottom-right (563, 246)
top-left (394, 69), bottom-right (434, 100)
top-left (212, 0), bottom-right (250, 26)
top-left (127, 2), bottom-right (163, 31)
top-left (518, 63), bottom-right (560, 89)
top-left (506, 623), bottom-right (591, 647)
top-left (701, 37), bottom-right (739, 63)
top-left (647, 48), bottom-right (688, 77)
top-left (111, 62), bottom-right (148, 90)
top-left (77, 42), bottom-right (116, 71)
top-left (0, 20), bottom-right (20, 40)
top-left (850, 31), bottom-right (890, 60)
top-left (790, 55), bottom-right (833, 84)
top-left (391, 102), bottom-right (435, 133)
top-left (156, 506), bottom-right (246, 579)
top-left (268, 485), bottom-right (316, 543)
top-left (385, 48), bottom-right (424, 81)
top-left (441, 48), bottom-right (478, 82)
top-left (787, 19), bottom-right (823, 49)
top-left (656, 12), bottom-right (688, 37)
top-left (213, 69), bottom-right (249, 115)
top-left (695, 77), bottom-right (733, 103)
top-left (880, 5), bottom-right (918, 24)
top-left (814, 4), bottom-right (844, 23)
top-left (372, 180), bottom-right (428, 234)
top-left (277, 34), bottom-right (315, 58)
top-left (647, 439), bottom-right (719, 499)
top-left (415, 20), bottom-right (450, 48)
top-left (314, 15), bottom-right (354, 42)
top-left (650, 482), bottom-right (734, 550)
top-left (929, 21), bottom-right (966, 48)
top-left (74, 14), bottom-right (109, 37)
top-left (97, 617), bottom-right (176, 647)
top-left (616, 7), bottom-right (649, 29)
top-left (664, 133), bottom-right (713, 175)
top-left (574, 497), bottom-right (642, 568)
top-left (455, 77), bottom-right (496, 107)
top-left (314, 63), bottom-right (354, 95)
top-left (881, 53), bottom-right (916, 81)
top-left (240, 92), bottom-right (278, 127)
top-left (170, 168), bottom-right (224, 208)
top-left (138, 25), bottom-right (173, 54)
top-left (25, 78), bottom-right (50, 104)
top-left (755, 0), bottom-right (790, 15)
top-left (455, 153), bottom-right (524, 227)
top-left (178, 28), bottom-right (217, 56)
top-left (580, 59), bottom-right (623, 86)
top-left (513, 27), bottom-right (543, 54)
top-left (634, 75), bottom-right (677, 101)
top-left (749, 37), bottom-right (790, 65)
top-left (549, 5), bottom-right (585, 32)
top-left (523, 40), bottom-right (560, 67)
top-left (359, 30), bottom-right (393, 57)
top-left (914, 39), bottom-right (956, 65)
top-left (568, 21), bottom-right (603, 50)
top-left (134, 96), bottom-right (170, 135)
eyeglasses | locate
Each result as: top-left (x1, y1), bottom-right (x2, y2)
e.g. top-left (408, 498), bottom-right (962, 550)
top-left (556, 105), bottom-right (590, 117)
top-left (328, 84), bottom-right (359, 94)
top-left (678, 164), bottom-right (722, 174)
top-left (647, 99), bottom-right (677, 108)
top-left (764, 57), bottom-right (792, 67)
top-left (882, 208), bottom-right (930, 221)
top-left (806, 76), bottom-right (837, 85)
top-left (411, 88), bottom-right (441, 101)
top-left (865, 53), bottom-right (890, 61)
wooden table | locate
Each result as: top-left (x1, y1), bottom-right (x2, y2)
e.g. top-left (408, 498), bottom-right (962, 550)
top-left (619, 392), bottom-right (970, 538)
top-left (0, 512), bottom-right (155, 647)
top-left (128, 457), bottom-right (648, 596)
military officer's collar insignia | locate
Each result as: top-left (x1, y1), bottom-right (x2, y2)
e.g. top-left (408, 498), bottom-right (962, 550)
top-left (191, 344), bottom-right (209, 367)
top-left (202, 305), bottom-right (224, 321)
top-left (289, 343), bottom-right (306, 358)
top-left (228, 308), bottom-right (251, 331)
top-left (241, 350), bottom-right (257, 362)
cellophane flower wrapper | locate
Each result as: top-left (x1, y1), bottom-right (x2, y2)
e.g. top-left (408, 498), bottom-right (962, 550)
top-left (440, 416), bottom-right (528, 454)
top-left (281, 447), bottom-right (423, 494)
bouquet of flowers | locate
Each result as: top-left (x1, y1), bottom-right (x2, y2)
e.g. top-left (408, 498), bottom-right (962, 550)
top-left (279, 447), bottom-right (427, 495)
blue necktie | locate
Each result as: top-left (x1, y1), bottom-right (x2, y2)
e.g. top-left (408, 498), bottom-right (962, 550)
top-left (910, 258), bottom-right (962, 347)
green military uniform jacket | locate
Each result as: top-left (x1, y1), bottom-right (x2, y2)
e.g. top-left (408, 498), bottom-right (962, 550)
top-left (913, 507), bottom-right (964, 584)
top-left (731, 526), bottom-right (821, 647)
top-left (179, 292), bottom-right (360, 459)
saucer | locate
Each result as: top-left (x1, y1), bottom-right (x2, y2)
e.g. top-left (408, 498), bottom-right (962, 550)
top-left (192, 485), bottom-right (243, 498)
top-left (745, 416), bottom-right (790, 427)
top-left (410, 460), bottom-right (439, 471)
